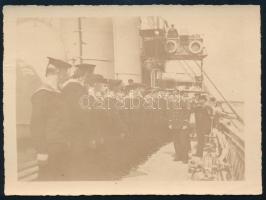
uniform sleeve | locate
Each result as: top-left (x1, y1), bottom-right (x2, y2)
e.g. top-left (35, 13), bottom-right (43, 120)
top-left (30, 91), bottom-right (48, 154)
top-left (62, 83), bottom-right (87, 111)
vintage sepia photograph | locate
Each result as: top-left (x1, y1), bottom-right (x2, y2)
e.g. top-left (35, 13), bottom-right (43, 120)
top-left (3, 5), bottom-right (261, 195)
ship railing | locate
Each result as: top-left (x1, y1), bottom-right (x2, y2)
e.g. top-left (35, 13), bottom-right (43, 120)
top-left (215, 118), bottom-right (245, 180)
top-left (185, 60), bottom-right (245, 180)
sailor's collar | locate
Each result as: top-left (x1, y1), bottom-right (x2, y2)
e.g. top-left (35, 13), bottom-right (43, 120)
top-left (34, 83), bottom-right (61, 94)
top-left (61, 78), bottom-right (83, 89)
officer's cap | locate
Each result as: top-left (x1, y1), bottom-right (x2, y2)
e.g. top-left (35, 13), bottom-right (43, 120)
top-left (108, 79), bottom-right (122, 87)
top-left (75, 63), bottom-right (96, 73)
top-left (91, 74), bottom-right (107, 84)
top-left (47, 57), bottom-right (71, 69)
top-left (125, 83), bottom-right (145, 92)
top-left (198, 95), bottom-right (208, 101)
top-left (46, 57), bottom-right (71, 76)
top-left (134, 83), bottom-right (147, 89)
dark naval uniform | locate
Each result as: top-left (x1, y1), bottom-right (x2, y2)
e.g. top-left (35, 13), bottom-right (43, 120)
top-left (61, 79), bottom-right (88, 153)
top-left (169, 105), bottom-right (191, 162)
top-left (30, 84), bottom-right (70, 180)
top-left (30, 57), bottom-right (71, 180)
top-left (61, 78), bottom-right (99, 180)
top-left (193, 104), bottom-right (213, 157)
top-left (61, 63), bottom-right (96, 156)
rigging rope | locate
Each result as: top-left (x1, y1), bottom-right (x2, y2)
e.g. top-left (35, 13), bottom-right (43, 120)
top-left (192, 60), bottom-right (244, 125)
top-left (178, 61), bottom-right (194, 80)
top-left (182, 60), bottom-right (197, 75)
top-left (182, 60), bottom-right (244, 127)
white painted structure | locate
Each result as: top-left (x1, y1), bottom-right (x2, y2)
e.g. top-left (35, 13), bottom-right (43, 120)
top-left (112, 17), bottom-right (142, 83)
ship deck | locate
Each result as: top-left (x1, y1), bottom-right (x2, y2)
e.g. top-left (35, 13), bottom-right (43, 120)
top-left (121, 142), bottom-right (190, 181)
top-left (17, 124), bottom-right (244, 182)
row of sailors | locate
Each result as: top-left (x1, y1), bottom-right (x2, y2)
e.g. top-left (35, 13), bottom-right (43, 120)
top-left (31, 57), bottom-right (171, 180)
top-left (30, 57), bottom-right (233, 180)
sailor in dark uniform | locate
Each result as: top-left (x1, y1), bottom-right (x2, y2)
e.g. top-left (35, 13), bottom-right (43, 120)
top-left (61, 63), bottom-right (96, 151)
top-left (87, 74), bottom-right (108, 147)
top-left (193, 95), bottom-right (213, 158)
top-left (61, 63), bottom-right (96, 179)
top-left (157, 89), bottom-right (171, 142)
top-left (104, 79), bottom-right (130, 177)
top-left (84, 74), bottom-right (111, 179)
top-left (106, 79), bottom-right (128, 140)
top-left (169, 99), bottom-right (192, 163)
top-left (30, 57), bottom-right (72, 180)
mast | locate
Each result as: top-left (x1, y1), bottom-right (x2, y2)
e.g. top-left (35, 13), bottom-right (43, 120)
top-left (77, 17), bottom-right (83, 64)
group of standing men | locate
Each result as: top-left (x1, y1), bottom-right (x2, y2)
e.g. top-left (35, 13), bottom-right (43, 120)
top-left (30, 57), bottom-right (170, 180)
top-left (30, 57), bottom-right (112, 180)
top-left (30, 57), bottom-right (230, 181)
top-left (169, 91), bottom-right (235, 164)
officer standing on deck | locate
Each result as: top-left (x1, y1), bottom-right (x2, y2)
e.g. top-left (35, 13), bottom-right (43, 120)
top-left (193, 95), bottom-right (213, 158)
top-left (30, 57), bottom-right (71, 180)
top-left (170, 100), bottom-right (192, 163)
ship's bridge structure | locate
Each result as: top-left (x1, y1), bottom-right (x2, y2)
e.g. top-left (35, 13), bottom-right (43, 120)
top-left (139, 16), bottom-right (208, 89)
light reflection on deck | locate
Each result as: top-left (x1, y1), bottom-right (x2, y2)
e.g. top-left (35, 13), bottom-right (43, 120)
top-left (121, 143), bottom-right (190, 181)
